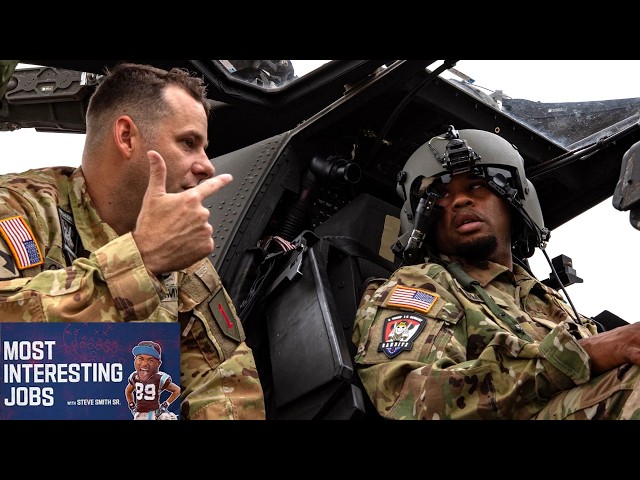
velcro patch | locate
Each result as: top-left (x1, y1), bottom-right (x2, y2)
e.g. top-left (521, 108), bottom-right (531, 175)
top-left (160, 272), bottom-right (179, 302)
top-left (386, 285), bottom-right (439, 313)
top-left (378, 313), bottom-right (427, 358)
top-left (0, 216), bottom-right (44, 270)
top-left (208, 289), bottom-right (242, 342)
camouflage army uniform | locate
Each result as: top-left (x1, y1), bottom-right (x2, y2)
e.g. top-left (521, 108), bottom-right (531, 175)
top-left (352, 255), bottom-right (640, 419)
top-left (0, 166), bottom-right (265, 420)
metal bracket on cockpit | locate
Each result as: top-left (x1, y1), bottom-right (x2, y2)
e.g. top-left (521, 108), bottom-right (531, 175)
top-left (263, 231), bottom-right (317, 299)
top-left (541, 254), bottom-right (583, 289)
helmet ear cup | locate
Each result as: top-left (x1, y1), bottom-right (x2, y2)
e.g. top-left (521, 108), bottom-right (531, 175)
top-left (511, 216), bottom-right (535, 259)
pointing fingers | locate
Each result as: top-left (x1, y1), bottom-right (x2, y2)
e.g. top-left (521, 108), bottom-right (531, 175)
top-left (193, 173), bottom-right (233, 199)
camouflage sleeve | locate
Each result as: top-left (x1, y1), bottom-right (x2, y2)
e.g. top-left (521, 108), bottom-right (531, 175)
top-left (0, 168), bottom-right (165, 322)
top-left (177, 260), bottom-right (265, 420)
top-left (0, 231), bottom-right (165, 322)
top-left (352, 267), bottom-right (592, 420)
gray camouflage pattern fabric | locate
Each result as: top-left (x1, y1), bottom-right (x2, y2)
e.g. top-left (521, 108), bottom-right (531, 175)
top-left (0, 166), bottom-right (265, 420)
top-left (352, 255), bottom-right (640, 419)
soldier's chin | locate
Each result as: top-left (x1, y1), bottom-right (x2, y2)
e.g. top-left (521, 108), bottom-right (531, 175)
top-left (456, 235), bottom-right (497, 261)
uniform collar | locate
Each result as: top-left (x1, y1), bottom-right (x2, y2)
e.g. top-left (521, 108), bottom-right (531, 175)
top-left (440, 253), bottom-right (515, 287)
top-left (67, 167), bottom-right (119, 251)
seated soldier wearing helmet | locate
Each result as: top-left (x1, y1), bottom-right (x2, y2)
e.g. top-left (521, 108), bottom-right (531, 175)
top-left (352, 125), bottom-right (640, 420)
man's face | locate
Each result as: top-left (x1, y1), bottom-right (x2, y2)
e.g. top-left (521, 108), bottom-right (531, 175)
top-left (132, 85), bottom-right (214, 197)
top-left (432, 172), bottom-right (512, 263)
top-left (134, 354), bottom-right (160, 381)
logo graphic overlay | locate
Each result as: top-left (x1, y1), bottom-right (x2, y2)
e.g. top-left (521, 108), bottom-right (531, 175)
top-left (0, 322), bottom-right (180, 420)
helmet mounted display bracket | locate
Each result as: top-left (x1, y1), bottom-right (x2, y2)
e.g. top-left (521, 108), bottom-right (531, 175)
top-left (401, 192), bottom-right (442, 265)
top-left (439, 125), bottom-right (482, 174)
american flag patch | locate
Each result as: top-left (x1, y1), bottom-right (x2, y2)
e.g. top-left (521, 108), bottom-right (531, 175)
top-left (0, 216), bottom-right (44, 270)
top-left (387, 285), bottom-right (439, 313)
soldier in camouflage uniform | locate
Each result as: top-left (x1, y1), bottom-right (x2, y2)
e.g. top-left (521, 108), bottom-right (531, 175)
top-left (0, 63), bottom-right (265, 420)
top-left (352, 126), bottom-right (640, 420)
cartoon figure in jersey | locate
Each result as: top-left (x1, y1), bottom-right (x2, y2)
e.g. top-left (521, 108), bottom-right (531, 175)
top-left (125, 340), bottom-right (181, 420)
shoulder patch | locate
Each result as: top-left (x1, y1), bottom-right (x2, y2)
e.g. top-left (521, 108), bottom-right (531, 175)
top-left (386, 284), bottom-right (439, 313)
top-left (208, 288), bottom-right (243, 342)
top-left (0, 216), bottom-right (44, 270)
top-left (0, 250), bottom-right (18, 278)
top-left (378, 313), bottom-right (427, 358)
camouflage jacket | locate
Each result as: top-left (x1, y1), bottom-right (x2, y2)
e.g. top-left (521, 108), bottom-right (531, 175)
top-left (0, 166), bottom-right (265, 420)
top-left (352, 256), bottom-right (599, 420)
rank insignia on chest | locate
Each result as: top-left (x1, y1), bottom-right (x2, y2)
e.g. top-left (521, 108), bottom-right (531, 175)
top-left (378, 313), bottom-right (427, 358)
top-left (0, 216), bottom-right (44, 270)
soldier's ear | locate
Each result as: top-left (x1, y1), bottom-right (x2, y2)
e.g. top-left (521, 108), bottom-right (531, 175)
top-left (113, 115), bottom-right (138, 159)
